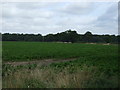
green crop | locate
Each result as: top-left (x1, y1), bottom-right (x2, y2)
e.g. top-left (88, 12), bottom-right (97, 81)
top-left (2, 41), bottom-right (119, 88)
top-left (2, 41), bottom-right (118, 62)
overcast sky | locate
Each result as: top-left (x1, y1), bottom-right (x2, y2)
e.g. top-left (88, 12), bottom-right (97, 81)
top-left (1, 2), bottom-right (118, 35)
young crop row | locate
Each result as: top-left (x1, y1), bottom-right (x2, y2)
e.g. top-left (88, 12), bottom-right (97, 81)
top-left (2, 56), bottom-right (119, 88)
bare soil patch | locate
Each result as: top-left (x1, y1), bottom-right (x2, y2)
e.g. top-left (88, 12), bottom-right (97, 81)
top-left (4, 58), bottom-right (77, 66)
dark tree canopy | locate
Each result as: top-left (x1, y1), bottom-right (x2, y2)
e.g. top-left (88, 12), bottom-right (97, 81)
top-left (1, 30), bottom-right (119, 44)
top-left (84, 31), bottom-right (92, 36)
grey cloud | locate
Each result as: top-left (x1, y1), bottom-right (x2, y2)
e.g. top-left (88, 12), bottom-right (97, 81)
top-left (118, 2), bottom-right (120, 34)
top-left (96, 3), bottom-right (117, 26)
top-left (94, 3), bottom-right (118, 34)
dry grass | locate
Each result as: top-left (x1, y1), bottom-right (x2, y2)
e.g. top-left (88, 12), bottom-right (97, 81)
top-left (2, 65), bottom-right (95, 88)
top-left (2, 65), bottom-right (118, 88)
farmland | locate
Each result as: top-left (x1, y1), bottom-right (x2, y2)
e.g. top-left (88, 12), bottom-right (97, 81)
top-left (2, 41), bottom-right (119, 88)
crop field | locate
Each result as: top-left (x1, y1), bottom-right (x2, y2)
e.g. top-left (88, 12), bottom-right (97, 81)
top-left (2, 41), bottom-right (118, 61)
top-left (2, 41), bottom-right (119, 88)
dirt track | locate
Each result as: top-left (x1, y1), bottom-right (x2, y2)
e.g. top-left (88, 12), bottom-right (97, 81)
top-left (4, 58), bottom-right (77, 66)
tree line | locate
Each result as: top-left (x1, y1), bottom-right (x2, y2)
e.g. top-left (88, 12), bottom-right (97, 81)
top-left (1, 30), bottom-right (120, 44)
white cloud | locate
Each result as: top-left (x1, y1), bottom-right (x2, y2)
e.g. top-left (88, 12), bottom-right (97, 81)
top-left (1, 2), bottom-right (118, 35)
top-left (59, 2), bottom-right (94, 15)
top-left (2, 3), bottom-right (54, 19)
